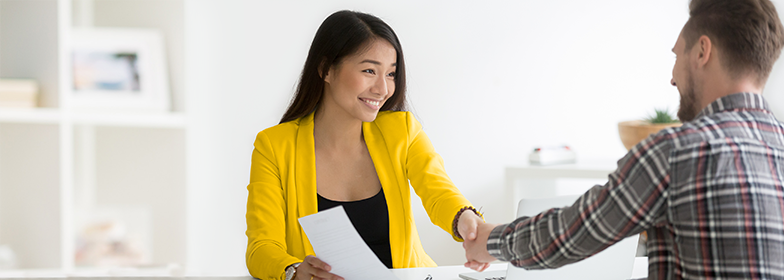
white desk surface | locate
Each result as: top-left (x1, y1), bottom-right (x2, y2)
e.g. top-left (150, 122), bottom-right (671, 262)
top-left (392, 257), bottom-right (647, 280)
top-left (2, 258), bottom-right (647, 279)
top-left (391, 263), bottom-right (508, 280)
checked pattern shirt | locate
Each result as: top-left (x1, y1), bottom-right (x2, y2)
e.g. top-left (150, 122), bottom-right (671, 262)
top-left (487, 92), bottom-right (784, 279)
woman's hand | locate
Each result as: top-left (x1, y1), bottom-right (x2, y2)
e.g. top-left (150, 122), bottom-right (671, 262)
top-left (295, 255), bottom-right (344, 280)
top-left (457, 210), bottom-right (490, 271)
top-left (457, 210), bottom-right (483, 241)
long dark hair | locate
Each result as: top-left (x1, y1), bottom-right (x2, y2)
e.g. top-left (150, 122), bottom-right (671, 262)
top-left (279, 10), bottom-right (407, 124)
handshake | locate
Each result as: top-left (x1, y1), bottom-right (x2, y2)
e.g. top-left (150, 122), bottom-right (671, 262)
top-left (457, 210), bottom-right (502, 271)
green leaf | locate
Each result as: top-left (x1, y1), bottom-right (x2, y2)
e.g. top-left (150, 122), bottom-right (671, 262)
top-left (645, 108), bottom-right (680, 124)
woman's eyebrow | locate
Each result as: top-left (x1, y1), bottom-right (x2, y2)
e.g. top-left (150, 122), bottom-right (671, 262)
top-left (360, 59), bottom-right (396, 67)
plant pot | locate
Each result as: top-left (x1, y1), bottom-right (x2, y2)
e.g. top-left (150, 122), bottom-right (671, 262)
top-left (618, 120), bottom-right (682, 150)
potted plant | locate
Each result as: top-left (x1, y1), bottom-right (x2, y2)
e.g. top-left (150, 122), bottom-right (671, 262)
top-left (618, 108), bottom-right (682, 150)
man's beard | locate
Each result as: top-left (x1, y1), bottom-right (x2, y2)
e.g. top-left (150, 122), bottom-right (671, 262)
top-left (677, 75), bottom-right (700, 122)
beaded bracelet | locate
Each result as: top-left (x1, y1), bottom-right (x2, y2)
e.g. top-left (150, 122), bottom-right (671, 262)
top-left (452, 206), bottom-right (483, 240)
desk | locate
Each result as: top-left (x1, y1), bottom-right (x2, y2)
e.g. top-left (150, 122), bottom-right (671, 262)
top-left (3, 258), bottom-right (648, 279)
top-left (391, 263), bottom-right (508, 280)
top-left (392, 257), bottom-right (647, 280)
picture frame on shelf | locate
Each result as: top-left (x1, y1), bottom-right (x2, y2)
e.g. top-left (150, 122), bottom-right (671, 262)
top-left (70, 28), bottom-right (170, 112)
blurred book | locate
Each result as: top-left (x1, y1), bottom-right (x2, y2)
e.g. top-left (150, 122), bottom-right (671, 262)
top-left (0, 79), bottom-right (38, 108)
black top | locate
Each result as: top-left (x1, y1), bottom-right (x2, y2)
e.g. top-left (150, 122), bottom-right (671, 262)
top-left (317, 188), bottom-right (393, 268)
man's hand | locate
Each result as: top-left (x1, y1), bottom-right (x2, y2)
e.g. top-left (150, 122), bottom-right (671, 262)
top-left (463, 222), bottom-right (500, 271)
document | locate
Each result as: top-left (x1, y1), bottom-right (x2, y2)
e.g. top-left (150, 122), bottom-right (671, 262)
top-left (298, 206), bottom-right (399, 280)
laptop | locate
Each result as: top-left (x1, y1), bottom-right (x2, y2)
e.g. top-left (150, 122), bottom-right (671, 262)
top-left (459, 195), bottom-right (639, 280)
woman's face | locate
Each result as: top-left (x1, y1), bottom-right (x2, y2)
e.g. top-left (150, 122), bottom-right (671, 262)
top-left (322, 39), bottom-right (397, 123)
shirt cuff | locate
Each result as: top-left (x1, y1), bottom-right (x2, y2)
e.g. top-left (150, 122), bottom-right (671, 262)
top-left (487, 223), bottom-right (511, 261)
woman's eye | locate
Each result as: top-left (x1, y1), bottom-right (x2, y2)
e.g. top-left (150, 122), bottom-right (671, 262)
top-left (363, 69), bottom-right (375, 74)
top-left (387, 72), bottom-right (396, 78)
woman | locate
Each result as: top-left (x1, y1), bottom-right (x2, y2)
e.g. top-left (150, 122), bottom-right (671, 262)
top-left (246, 10), bottom-right (487, 280)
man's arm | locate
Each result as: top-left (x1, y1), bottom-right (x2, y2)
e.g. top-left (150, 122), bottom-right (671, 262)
top-left (466, 131), bottom-right (673, 269)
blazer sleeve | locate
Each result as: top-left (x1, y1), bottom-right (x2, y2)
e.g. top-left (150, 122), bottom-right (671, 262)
top-left (246, 131), bottom-right (300, 279)
top-left (404, 112), bottom-right (475, 242)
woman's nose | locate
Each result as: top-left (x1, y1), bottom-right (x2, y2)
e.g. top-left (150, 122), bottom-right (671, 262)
top-left (373, 77), bottom-right (388, 96)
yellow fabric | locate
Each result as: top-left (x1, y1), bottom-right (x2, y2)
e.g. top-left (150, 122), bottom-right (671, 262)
top-left (246, 111), bottom-right (474, 279)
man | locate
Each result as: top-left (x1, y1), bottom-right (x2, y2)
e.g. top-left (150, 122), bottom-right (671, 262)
top-left (464, 0), bottom-right (784, 279)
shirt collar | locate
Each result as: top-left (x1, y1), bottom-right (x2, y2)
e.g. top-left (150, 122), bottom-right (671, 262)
top-left (694, 92), bottom-right (771, 119)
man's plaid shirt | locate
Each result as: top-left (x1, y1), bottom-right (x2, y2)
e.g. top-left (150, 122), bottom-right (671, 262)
top-left (487, 92), bottom-right (784, 279)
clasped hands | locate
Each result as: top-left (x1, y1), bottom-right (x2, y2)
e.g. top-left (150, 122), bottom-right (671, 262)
top-left (458, 210), bottom-right (499, 271)
top-left (293, 211), bottom-right (499, 280)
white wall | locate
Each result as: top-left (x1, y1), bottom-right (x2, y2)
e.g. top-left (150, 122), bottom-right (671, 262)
top-left (184, 0), bottom-right (784, 274)
top-left (766, 53), bottom-right (784, 117)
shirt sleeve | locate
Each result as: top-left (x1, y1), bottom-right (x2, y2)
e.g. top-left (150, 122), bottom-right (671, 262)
top-left (246, 131), bottom-right (300, 279)
top-left (404, 112), bottom-right (475, 241)
top-left (486, 131), bottom-right (673, 269)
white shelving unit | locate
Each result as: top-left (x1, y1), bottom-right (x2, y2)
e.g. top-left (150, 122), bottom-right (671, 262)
top-left (0, 108), bottom-right (61, 124)
top-left (505, 159), bottom-right (648, 257)
top-left (0, 0), bottom-right (186, 273)
top-left (0, 109), bottom-right (186, 127)
top-left (504, 159), bottom-right (617, 220)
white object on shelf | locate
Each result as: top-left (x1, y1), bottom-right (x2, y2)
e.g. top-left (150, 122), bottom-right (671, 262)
top-left (70, 27), bottom-right (170, 113)
top-left (529, 146), bottom-right (577, 165)
top-left (0, 79), bottom-right (38, 108)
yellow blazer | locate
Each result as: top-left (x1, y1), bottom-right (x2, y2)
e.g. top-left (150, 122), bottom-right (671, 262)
top-left (245, 111), bottom-right (474, 279)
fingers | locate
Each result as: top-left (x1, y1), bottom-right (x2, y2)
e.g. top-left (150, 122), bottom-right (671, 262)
top-left (310, 268), bottom-right (342, 280)
top-left (463, 261), bottom-right (491, 272)
top-left (305, 255), bottom-right (331, 271)
top-left (464, 260), bottom-right (487, 271)
top-left (466, 219), bottom-right (478, 240)
top-left (300, 256), bottom-right (344, 280)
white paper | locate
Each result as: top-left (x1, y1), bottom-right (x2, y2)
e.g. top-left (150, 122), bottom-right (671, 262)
top-left (298, 206), bottom-right (399, 280)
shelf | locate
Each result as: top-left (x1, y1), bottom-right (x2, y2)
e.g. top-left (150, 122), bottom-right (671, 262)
top-left (503, 159), bottom-right (619, 220)
top-left (71, 111), bottom-right (186, 128)
top-left (0, 108), bottom-right (61, 124)
top-left (505, 158), bottom-right (618, 180)
top-left (0, 108), bottom-right (186, 128)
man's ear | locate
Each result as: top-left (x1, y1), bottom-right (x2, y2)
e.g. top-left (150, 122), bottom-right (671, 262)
top-left (696, 35), bottom-right (712, 68)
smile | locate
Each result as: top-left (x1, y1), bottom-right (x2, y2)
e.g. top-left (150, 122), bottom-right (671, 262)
top-left (360, 98), bottom-right (381, 107)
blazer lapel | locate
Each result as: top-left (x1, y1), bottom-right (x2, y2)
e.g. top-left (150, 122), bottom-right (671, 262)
top-left (363, 121), bottom-right (406, 266)
top-left (296, 112), bottom-right (318, 254)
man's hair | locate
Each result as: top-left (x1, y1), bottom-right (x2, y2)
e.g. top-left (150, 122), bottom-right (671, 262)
top-left (683, 0), bottom-right (784, 85)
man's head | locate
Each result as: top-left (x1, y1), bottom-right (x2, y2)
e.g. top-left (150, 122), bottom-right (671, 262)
top-left (671, 0), bottom-right (784, 121)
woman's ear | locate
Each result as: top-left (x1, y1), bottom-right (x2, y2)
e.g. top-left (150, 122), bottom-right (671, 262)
top-left (318, 59), bottom-right (330, 82)
top-left (321, 67), bottom-right (331, 83)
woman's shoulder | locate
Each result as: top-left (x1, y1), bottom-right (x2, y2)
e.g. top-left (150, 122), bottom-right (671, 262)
top-left (372, 110), bottom-right (423, 139)
top-left (373, 110), bottom-right (418, 130)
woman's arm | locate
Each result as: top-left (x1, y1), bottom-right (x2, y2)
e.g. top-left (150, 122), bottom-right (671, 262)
top-left (403, 112), bottom-right (477, 241)
top-left (246, 131), bottom-right (300, 279)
